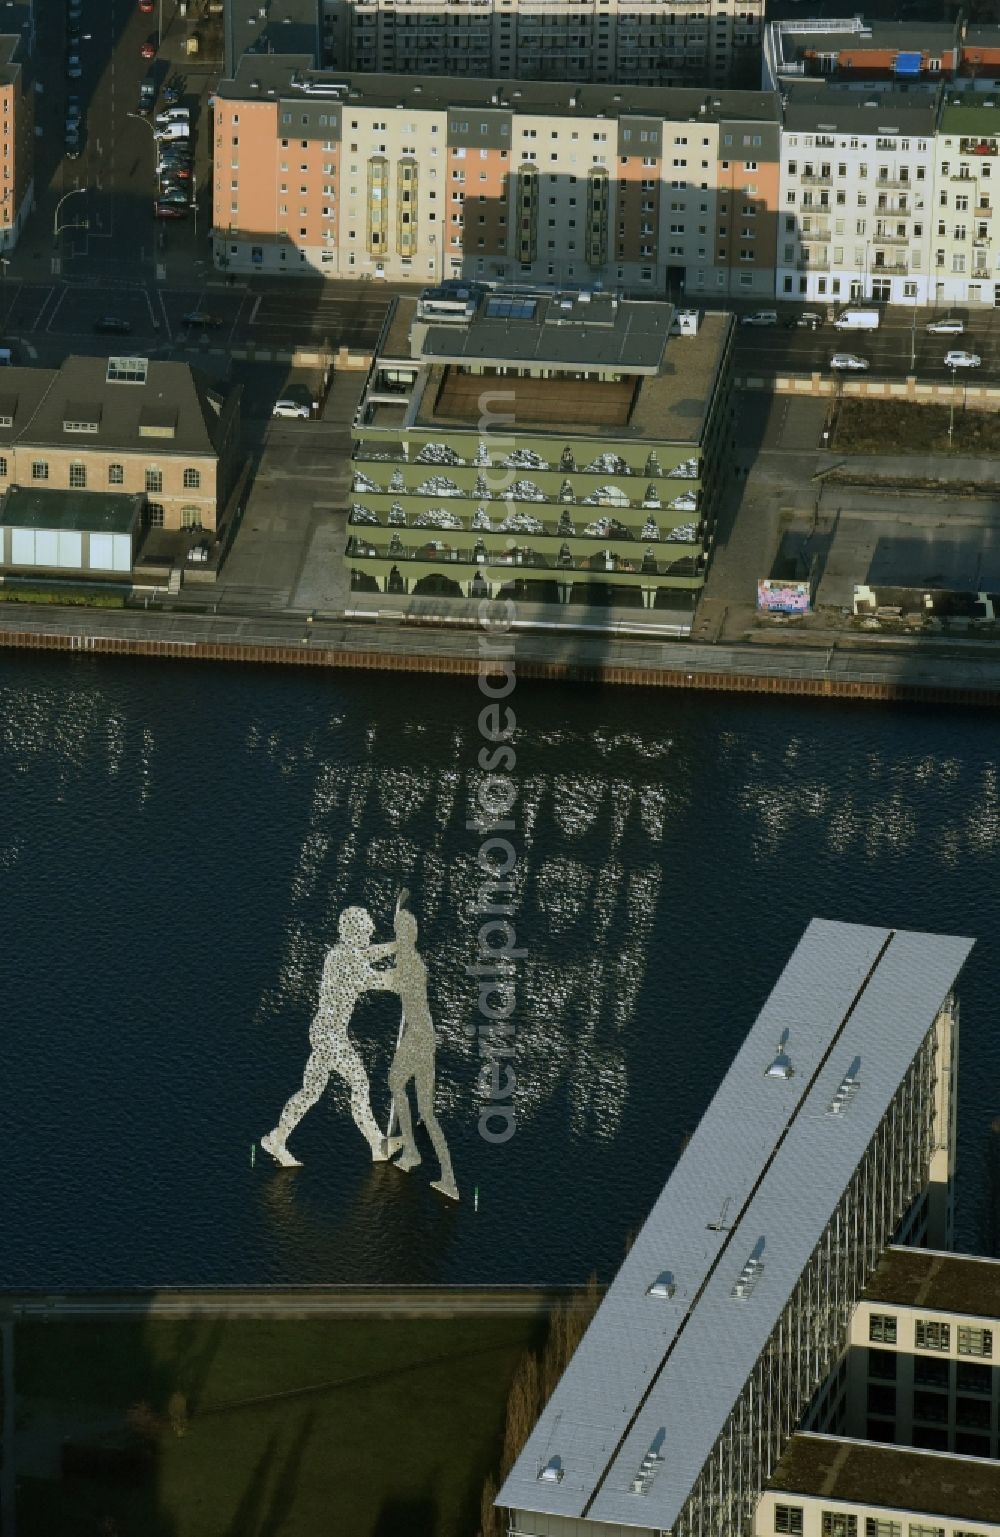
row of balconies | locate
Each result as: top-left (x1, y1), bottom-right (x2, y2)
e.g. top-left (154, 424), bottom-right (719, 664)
top-left (348, 540), bottom-right (703, 578)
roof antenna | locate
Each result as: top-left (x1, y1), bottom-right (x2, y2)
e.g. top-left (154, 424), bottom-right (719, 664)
top-left (707, 1196), bottom-right (732, 1232)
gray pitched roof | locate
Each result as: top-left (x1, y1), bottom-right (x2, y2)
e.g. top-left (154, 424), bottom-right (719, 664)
top-left (499, 920), bottom-right (973, 1533)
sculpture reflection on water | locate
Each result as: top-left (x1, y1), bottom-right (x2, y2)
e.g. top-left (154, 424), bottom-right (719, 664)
top-left (261, 890), bottom-right (459, 1201)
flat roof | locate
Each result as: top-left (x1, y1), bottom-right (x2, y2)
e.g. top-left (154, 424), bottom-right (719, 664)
top-left (783, 84), bottom-right (940, 134)
top-left (769, 1434), bottom-right (1000, 1524)
top-left (863, 1245), bottom-right (1000, 1319)
top-left (939, 91), bottom-right (1000, 135)
top-left (217, 55), bottom-right (781, 122)
top-left (0, 486), bottom-right (142, 534)
top-left (418, 295), bottom-right (672, 375)
top-left (224, 0), bottom-right (320, 79)
top-left (500, 921), bottom-right (974, 1531)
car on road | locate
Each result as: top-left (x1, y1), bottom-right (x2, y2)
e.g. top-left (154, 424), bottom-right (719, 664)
top-left (182, 311), bottom-right (223, 329)
top-left (740, 310), bottom-right (778, 327)
top-left (66, 96), bottom-right (81, 124)
top-left (926, 317), bottom-right (965, 335)
top-left (65, 54), bottom-right (82, 78)
top-left (830, 353), bottom-right (870, 371)
top-left (65, 131), bottom-right (81, 159)
top-left (784, 311), bottom-right (822, 330)
top-left (141, 40), bottom-right (156, 58)
top-left (154, 201), bottom-right (188, 219)
top-left (95, 316), bottom-right (133, 335)
top-left (68, 0), bottom-right (82, 14)
top-left (67, 25), bottom-right (81, 46)
top-left (944, 350), bottom-right (981, 368)
top-left (272, 399), bottom-right (311, 419)
top-left (139, 0), bottom-right (154, 10)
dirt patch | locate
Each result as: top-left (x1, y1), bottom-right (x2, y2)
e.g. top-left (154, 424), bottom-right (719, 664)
top-left (833, 398), bottom-right (1000, 456)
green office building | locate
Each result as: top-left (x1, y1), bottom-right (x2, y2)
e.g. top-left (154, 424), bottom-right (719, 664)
top-left (348, 288), bottom-right (735, 612)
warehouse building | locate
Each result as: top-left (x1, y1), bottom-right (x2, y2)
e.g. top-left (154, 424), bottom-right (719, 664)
top-left (498, 920), bottom-right (972, 1537)
top-left (348, 288), bottom-right (734, 611)
top-left (0, 356), bottom-right (242, 534)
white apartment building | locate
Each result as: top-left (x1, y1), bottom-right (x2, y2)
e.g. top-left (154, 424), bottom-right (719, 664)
top-left (778, 87), bottom-right (938, 305)
top-left (932, 92), bottom-right (1000, 308)
top-left (324, 0), bottom-right (763, 88)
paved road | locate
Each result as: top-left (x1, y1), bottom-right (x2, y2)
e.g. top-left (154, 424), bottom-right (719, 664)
top-left (732, 306), bottom-right (1000, 381)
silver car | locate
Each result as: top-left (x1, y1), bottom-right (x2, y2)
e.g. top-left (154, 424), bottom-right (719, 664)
top-left (830, 353), bottom-right (870, 371)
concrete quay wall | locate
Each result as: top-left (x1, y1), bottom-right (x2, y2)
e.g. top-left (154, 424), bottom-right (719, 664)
top-left (3, 608), bottom-right (1000, 707)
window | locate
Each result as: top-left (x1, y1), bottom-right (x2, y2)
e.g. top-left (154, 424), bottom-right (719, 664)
top-left (147, 502), bottom-right (164, 527)
top-left (0, 455), bottom-right (7, 477)
top-left (145, 468), bottom-right (163, 494)
top-left (908, 1527), bottom-right (944, 1537)
top-left (31, 460), bottom-right (48, 481)
top-left (183, 468), bottom-right (201, 490)
top-left (958, 1326), bottom-right (993, 1357)
top-left (69, 463), bottom-right (86, 489)
top-left (866, 1523), bottom-right (901, 1537)
top-left (915, 1320), bottom-right (950, 1352)
top-left (108, 463), bottom-right (124, 486)
top-left (775, 1508), bottom-right (803, 1535)
top-left (822, 1516), bottom-right (857, 1537)
top-left (868, 1348), bottom-right (896, 1380)
top-left (869, 1314), bottom-right (897, 1345)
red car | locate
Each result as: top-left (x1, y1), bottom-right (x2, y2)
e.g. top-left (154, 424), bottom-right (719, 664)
top-left (139, 0), bottom-right (154, 10)
top-left (154, 201), bottom-right (187, 219)
top-left (141, 40), bottom-right (156, 58)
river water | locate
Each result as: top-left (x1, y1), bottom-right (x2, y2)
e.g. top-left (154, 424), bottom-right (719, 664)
top-left (5, 654), bottom-right (999, 1288)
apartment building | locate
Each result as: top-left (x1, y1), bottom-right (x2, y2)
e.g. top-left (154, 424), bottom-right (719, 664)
top-left (763, 18), bottom-right (962, 94)
top-left (0, 5), bottom-right (36, 252)
top-left (212, 60), bottom-right (780, 295)
top-left (778, 87), bottom-right (938, 305)
top-left (757, 1434), bottom-right (1000, 1537)
top-left (348, 288), bottom-right (734, 611)
top-left (324, 0), bottom-right (762, 89)
top-left (500, 920), bottom-right (971, 1537)
top-left (932, 93), bottom-right (1000, 309)
top-left (0, 356), bottom-right (242, 535)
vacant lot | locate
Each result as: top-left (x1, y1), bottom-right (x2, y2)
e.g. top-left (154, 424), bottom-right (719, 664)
top-left (15, 1312), bottom-right (547, 1537)
top-left (834, 398), bottom-right (1000, 456)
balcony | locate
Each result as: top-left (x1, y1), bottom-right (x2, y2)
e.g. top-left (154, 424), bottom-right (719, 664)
top-left (872, 232), bottom-right (910, 245)
top-left (973, 236), bottom-right (992, 248)
top-left (869, 260), bottom-right (910, 273)
top-left (874, 177), bottom-right (912, 190)
top-left (976, 205), bottom-right (993, 217)
top-left (800, 174), bottom-right (833, 186)
top-left (951, 172), bottom-right (977, 183)
top-left (348, 540), bottom-right (704, 579)
top-left (960, 138), bottom-right (998, 156)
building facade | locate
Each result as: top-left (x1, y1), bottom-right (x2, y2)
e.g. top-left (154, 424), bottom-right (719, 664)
top-left (0, 6), bottom-right (36, 252)
top-left (778, 88), bottom-right (938, 305)
top-left (0, 356), bottom-right (242, 536)
top-left (324, 0), bottom-right (762, 89)
top-left (499, 921), bottom-right (972, 1537)
top-left (932, 94), bottom-right (1000, 308)
top-left (212, 62), bottom-right (781, 294)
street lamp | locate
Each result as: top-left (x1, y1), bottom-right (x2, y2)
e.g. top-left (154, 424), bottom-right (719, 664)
top-left (53, 186), bottom-right (89, 242)
top-left (947, 363), bottom-right (958, 447)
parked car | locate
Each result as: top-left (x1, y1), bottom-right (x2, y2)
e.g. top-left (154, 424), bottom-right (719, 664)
top-left (830, 353), bottom-right (870, 371)
top-left (832, 309), bottom-right (880, 331)
top-left (740, 310), bottom-right (778, 327)
top-left (94, 316), bottom-right (132, 335)
top-left (65, 130), bottom-right (81, 159)
top-left (67, 25), bottom-right (81, 46)
top-left (66, 96), bottom-right (81, 124)
top-left (784, 311), bottom-right (822, 330)
top-left (159, 162), bottom-right (192, 179)
top-left (65, 53), bottom-right (82, 78)
top-left (272, 399), bottom-right (311, 419)
top-left (139, 0), bottom-right (155, 10)
top-left (944, 350), bottom-right (981, 368)
top-left (163, 79), bottom-right (183, 105)
top-left (141, 40), bottom-right (156, 58)
top-left (182, 311), bottom-right (223, 329)
top-left (155, 122), bottom-right (190, 142)
top-left (154, 201), bottom-right (188, 219)
top-left (926, 318), bottom-right (965, 335)
top-left (157, 189), bottom-right (190, 206)
top-left (156, 108), bottom-right (190, 126)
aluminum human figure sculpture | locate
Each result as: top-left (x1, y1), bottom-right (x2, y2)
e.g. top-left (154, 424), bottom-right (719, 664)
top-left (261, 906), bottom-right (403, 1168)
top-left (386, 901), bottom-right (459, 1202)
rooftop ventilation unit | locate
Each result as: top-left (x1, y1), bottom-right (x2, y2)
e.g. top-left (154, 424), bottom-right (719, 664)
top-left (827, 1055), bottom-right (861, 1115)
top-left (539, 1457), bottom-right (564, 1483)
top-left (765, 1029), bottom-right (794, 1079)
top-left (732, 1238), bottom-right (766, 1300)
top-left (250, 78), bottom-right (261, 89)
top-left (629, 1430), bottom-right (666, 1495)
top-left (647, 1271), bottom-right (676, 1299)
top-left (569, 94), bottom-right (578, 107)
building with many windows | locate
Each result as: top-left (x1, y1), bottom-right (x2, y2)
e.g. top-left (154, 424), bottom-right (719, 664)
top-left (212, 60), bottom-right (781, 295)
top-left (0, 4), bottom-right (36, 252)
top-left (0, 356), bottom-right (242, 536)
top-left (777, 87), bottom-right (938, 305)
top-left (348, 287), bottom-right (734, 611)
top-left (498, 919), bottom-right (971, 1537)
top-left (932, 93), bottom-right (1000, 309)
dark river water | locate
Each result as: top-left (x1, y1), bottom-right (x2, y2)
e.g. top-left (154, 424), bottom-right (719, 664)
top-left (5, 654), bottom-right (999, 1288)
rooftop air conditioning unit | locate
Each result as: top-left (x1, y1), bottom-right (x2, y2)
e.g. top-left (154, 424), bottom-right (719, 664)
top-left (250, 78), bottom-right (261, 89)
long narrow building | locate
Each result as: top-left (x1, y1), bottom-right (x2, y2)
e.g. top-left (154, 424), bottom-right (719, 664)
top-left (498, 920), bottom-right (973, 1537)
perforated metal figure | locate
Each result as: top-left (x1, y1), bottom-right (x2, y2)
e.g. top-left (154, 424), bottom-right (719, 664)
top-left (261, 906), bottom-right (402, 1168)
top-left (386, 904), bottom-right (459, 1202)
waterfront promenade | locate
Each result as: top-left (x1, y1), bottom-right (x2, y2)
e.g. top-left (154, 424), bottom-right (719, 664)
top-left (3, 601), bottom-right (1000, 706)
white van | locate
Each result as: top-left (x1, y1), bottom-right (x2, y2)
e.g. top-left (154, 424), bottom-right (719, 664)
top-left (833, 309), bottom-right (880, 331)
top-left (155, 107), bottom-right (190, 126)
top-left (154, 122), bottom-right (190, 142)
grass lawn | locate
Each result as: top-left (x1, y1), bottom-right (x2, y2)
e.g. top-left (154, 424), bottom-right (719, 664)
top-left (833, 397), bottom-right (1000, 457)
top-left (15, 1312), bottom-right (546, 1537)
